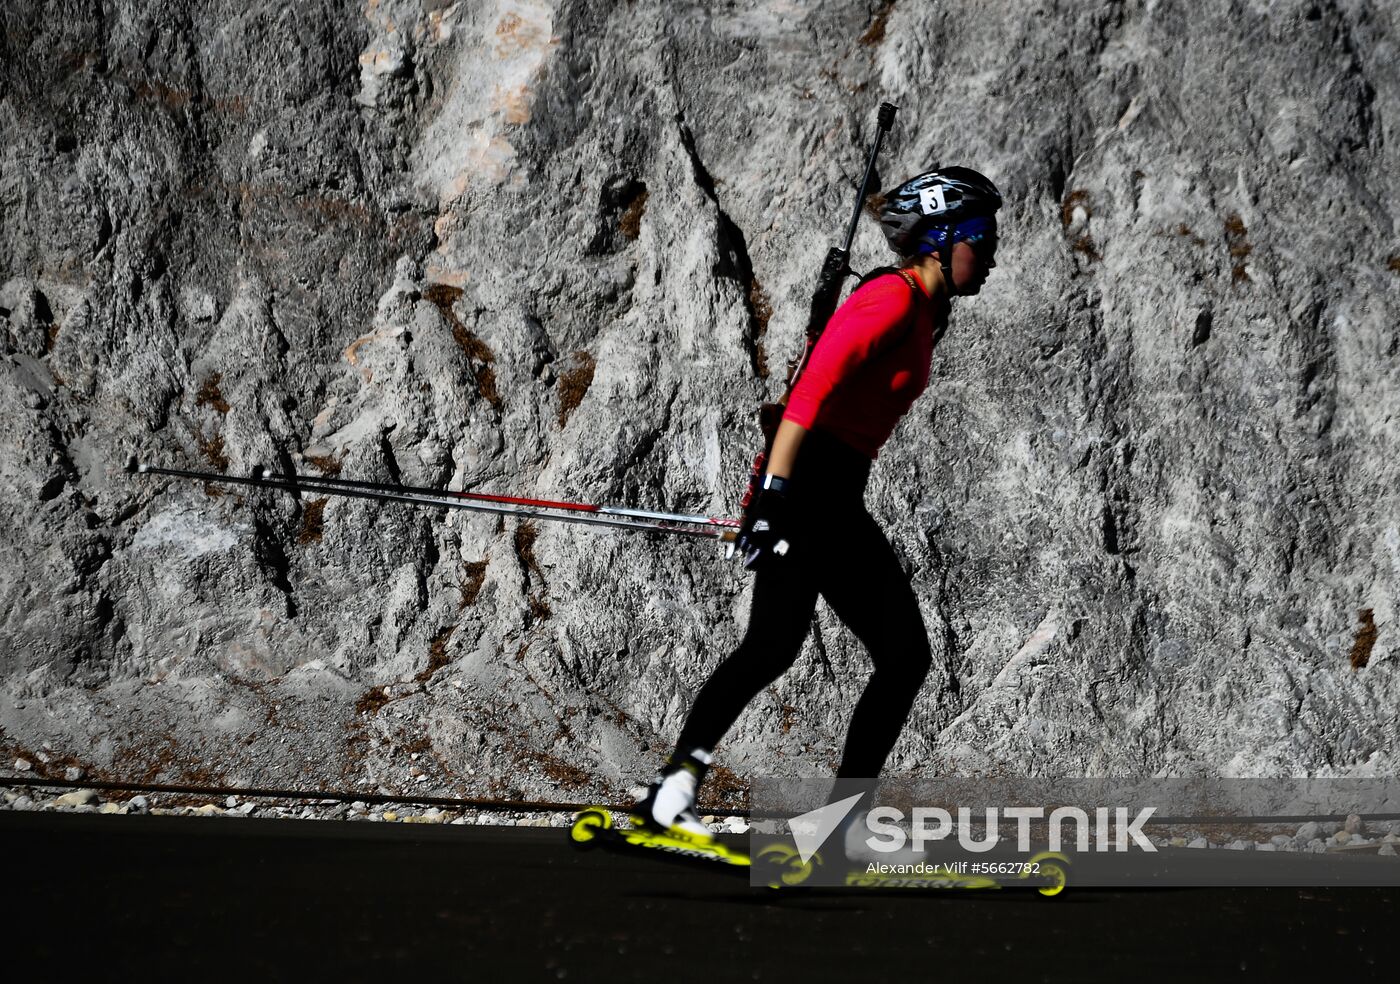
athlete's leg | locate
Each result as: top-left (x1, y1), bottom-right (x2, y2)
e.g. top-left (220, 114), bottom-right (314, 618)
top-left (636, 560), bottom-right (819, 837)
top-left (820, 511), bottom-right (933, 780)
top-left (672, 561), bottom-right (820, 754)
top-left (643, 427), bottom-right (858, 837)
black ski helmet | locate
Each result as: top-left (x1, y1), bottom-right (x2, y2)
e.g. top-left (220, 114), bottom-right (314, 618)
top-left (879, 167), bottom-right (1002, 251)
top-left (879, 167), bottom-right (1002, 290)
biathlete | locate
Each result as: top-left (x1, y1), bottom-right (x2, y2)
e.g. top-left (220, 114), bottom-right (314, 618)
top-left (633, 167), bottom-right (1004, 842)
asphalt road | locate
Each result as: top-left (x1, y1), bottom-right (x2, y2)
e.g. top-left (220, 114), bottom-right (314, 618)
top-left (5, 811), bottom-right (1393, 980)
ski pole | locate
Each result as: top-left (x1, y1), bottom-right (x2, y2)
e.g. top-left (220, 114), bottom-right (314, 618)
top-left (249, 465), bottom-right (741, 529)
top-left (129, 461), bottom-right (737, 541)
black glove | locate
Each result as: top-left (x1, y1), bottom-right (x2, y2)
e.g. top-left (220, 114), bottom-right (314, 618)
top-left (734, 474), bottom-right (793, 571)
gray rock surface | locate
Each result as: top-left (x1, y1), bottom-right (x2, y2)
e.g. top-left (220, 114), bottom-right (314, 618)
top-left (1, 0), bottom-right (1398, 808)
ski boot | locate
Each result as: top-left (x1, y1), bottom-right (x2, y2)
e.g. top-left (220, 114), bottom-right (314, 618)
top-left (839, 809), bottom-right (931, 865)
top-left (630, 747), bottom-right (715, 844)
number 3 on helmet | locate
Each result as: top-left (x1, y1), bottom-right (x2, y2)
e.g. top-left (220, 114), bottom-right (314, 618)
top-left (878, 167), bottom-right (1003, 255)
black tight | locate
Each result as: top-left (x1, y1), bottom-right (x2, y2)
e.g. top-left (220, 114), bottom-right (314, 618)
top-left (674, 430), bottom-right (933, 778)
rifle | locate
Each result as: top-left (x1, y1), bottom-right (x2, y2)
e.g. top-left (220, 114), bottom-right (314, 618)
top-left (740, 102), bottom-right (898, 512)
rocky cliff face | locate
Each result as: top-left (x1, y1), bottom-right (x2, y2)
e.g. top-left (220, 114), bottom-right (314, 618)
top-left (2, 0), bottom-right (1397, 804)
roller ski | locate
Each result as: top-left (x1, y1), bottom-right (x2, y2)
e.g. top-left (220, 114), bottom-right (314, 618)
top-left (570, 748), bottom-right (750, 870)
top-left (749, 840), bottom-right (1070, 895)
top-left (569, 808), bottom-right (751, 869)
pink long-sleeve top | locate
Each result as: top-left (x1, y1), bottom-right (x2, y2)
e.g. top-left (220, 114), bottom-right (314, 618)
top-left (781, 270), bottom-right (938, 459)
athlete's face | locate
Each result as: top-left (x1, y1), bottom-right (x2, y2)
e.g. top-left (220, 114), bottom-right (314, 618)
top-left (951, 237), bottom-right (996, 295)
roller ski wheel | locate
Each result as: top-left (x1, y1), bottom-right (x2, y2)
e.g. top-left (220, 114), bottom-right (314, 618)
top-left (754, 842), bottom-right (819, 889)
top-left (569, 807), bottom-right (613, 847)
top-left (1022, 850), bottom-right (1070, 897)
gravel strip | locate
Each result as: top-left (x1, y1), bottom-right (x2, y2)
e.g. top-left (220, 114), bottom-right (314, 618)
top-left (0, 784), bottom-right (582, 828)
top-left (2, 786), bottom-right (1392, 846)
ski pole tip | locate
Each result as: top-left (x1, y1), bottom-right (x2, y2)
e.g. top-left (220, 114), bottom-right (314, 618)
top-left (124, 456), bottom-right (145, 474)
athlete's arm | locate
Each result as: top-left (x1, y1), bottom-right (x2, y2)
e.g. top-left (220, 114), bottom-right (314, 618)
top-left (765, 418), bottom-right (807, 480)
top-left (736, 416), bottom-right (805, 569)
